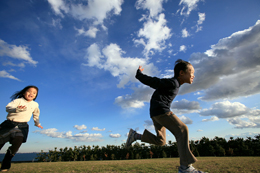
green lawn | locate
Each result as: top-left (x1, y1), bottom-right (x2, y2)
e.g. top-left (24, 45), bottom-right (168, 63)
top-left (5, 157), bottom-right (260, 173)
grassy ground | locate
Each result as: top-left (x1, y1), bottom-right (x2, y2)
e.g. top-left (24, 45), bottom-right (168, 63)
top-left (4, 157), bottom-right (260, 173)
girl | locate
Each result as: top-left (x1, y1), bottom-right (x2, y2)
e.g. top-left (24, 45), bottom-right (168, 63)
top-left (0, 86), bottom-right (43, 172)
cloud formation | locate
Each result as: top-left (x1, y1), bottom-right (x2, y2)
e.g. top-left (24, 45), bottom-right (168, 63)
top-left (182, 28), bottom-right (190, 38)
top-left (179, 115), bottom-right (193, 124)
top-left (200, 101), bottom-right (260, 129)
top-left (143, 120), bottom-right (154, 130)
top-left (73, 124), bottom-right (87, 130)
top-left (178, 0), bottom-right (201, 16)
top-left (202, 116), bottom-right (219, 122)
top-left (115, 86), bottom-right (153, 108)
top-left (48, 0), bottom-right (123, 26)
top-left (180, 20), bottom-right (260, 101)
top-left (92, 127), bottom-right (106, 131)
top-left (171, 99), bottom-right (201, 115)
top-left (109, 133), bottom-right (121, 138)
top-left (0, 39), bottom-right (37, 66)
top-left (196, 12), bottom-right (205, 32)
top-left (84, 43), bottom-right (158, 88)
top-left (135, 0), bottom-right (166, 18)
top-left (75, 26), bottom-right (99, 38)
top-left (134, 13), bottom-right (171, 56)
top-left (0, 70), bottom-right (20, 81)
top-left (34, 128), bottom-right (103, 142)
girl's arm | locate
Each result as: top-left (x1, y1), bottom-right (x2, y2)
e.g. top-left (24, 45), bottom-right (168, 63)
top-left (6, 99), bottom-right (26, 113)
top-left (33, 106), bottom-right (42, 128)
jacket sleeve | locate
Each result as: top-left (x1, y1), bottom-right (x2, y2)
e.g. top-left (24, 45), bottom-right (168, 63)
top-left (6, 99), bottom-right (21, 113)
top-left (135, 69), bottom-right (175, 89)
top-left (33, 105), bottom-right (40, 126)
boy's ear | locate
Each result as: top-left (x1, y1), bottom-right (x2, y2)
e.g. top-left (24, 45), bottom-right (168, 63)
top-left (179, 70), bottom-right (184, 76)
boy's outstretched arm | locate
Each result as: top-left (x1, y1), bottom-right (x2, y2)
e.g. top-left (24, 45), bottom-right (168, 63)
top-left (135, 66), bottom-right (175, 89)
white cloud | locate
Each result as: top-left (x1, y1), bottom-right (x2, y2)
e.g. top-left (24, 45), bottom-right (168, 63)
top-left (134, 13), bottom-right (172, 56)
top-left (196, 12), bottom-right (205, 32)
top-left (52, 18), bottom-right (63, 29)
top-left (225, 132), bottom-right (260, 140)
top-left (109, 133), bottom-right (121, 138)
top-left (135, 0), bottom-right (166, 18)
top-left (33, 128), bottom-right (103, 142)
top-left (182, 28), bottom-right (190, 38)
top-left (73, 124), bottom-right (87, 130)
top-left (144, 119), bottom-right (154, 130)
top-left (0, 39), bottom-right (37, 66)
top-left (180, 20), bottom-right (260, 101)
top-left (48, 0), bottom-right (123, 26)
top-left (2, 62), bottom-right (25, 68)
top-left (202, 116), bottom-right (219, 122)
top-left (47, 0), bottom-right (69, 17)
top-left (198, 68), bottom-right (260, 101)
top-left (179, 115), bottom-right (193, 124)
top-left (197, 12), bottom-right (205, 25)
top-left (200, 101), bottom-right (260, 118)
top-left (171, 99), bottom-right (201, 115)
top-left (227, 118), bottom-right (258, 129)
top-left (161, 69), bottom-right (174, 78)
top-left (0, 70), bottom-right (20, 81)
top-left (115, 86), bottom-right (153, 108)
top-left (75, 26), bottom-right (99, 38)
top-left (179, 45), bottom-right (187, 52)
top-left (92, 127), bottom-right (106, 131)
top-left (197, 129), bottom-right (203, 132)
top-left (84, 43), bottom-right (158, 88)
top-left (171, 99), bottom-right (201, 110)
top-left (71, 0), bottom-right (123, 25)
top-left (200, 101), bottom-right (260, 128)
top-left (179, 0), bottom-right (201, 16)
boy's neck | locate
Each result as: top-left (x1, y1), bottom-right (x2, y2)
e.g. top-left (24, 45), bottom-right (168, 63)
top-left (177, 77), bottom-right (184, 85)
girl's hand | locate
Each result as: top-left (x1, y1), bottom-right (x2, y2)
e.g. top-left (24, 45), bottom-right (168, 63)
top-left (37, 125), bottom-right (43, 129)
top-left (16, 105), bottom-right (27, 112)
top-left (138, 66), bottom-right (144, 72)
top-left (17, 105), bottom-right (27, 109)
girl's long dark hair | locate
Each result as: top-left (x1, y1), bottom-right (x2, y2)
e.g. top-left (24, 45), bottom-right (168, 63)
top-left (10, 85), bottom-right (39, 101)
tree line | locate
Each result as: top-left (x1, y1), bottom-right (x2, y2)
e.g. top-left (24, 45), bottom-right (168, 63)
top-left (36, 134), bottom-right (260, 162)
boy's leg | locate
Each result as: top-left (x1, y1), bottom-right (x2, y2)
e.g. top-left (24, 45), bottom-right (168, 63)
top-left (141, 119), bottom-right (166, 146)
top-left (125, 119), bottom-right (166, 148)
top-left (152, 112), bottom-right (197, 167)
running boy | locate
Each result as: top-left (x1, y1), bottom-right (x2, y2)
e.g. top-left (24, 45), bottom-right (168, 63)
top-left (126, 59), bottom-right (206, 173)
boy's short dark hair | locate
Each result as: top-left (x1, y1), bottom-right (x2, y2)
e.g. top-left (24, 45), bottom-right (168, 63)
top-left (174, 59), bottom-right (191, 78)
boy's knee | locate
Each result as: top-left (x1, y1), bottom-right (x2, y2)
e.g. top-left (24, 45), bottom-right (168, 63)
top-left (180, 124), bottom-right (188, 134)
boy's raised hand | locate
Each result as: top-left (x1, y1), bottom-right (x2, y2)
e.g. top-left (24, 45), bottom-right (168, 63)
top-left (138, 66), bottom-right (144, 72)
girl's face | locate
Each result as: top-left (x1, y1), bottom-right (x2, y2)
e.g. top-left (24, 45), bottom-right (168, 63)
top-left (23, 87), bottom-right (38, 101)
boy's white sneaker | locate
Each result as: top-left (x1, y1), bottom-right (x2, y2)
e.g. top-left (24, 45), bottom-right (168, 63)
top-left (178, 165), bottom-right (207, 173)
top-left (125, 129), bottom-right (136, 148)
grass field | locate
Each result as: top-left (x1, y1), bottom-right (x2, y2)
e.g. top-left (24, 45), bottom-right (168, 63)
top-left (5, 157), bottom-right (260, 173)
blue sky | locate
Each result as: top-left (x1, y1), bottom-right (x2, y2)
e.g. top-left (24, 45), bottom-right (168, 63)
top-left (0, 0), bottom-right (260, 153)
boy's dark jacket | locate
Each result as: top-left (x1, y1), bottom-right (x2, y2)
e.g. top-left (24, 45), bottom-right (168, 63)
top-left (135, 69), bottom-right (180, 117)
